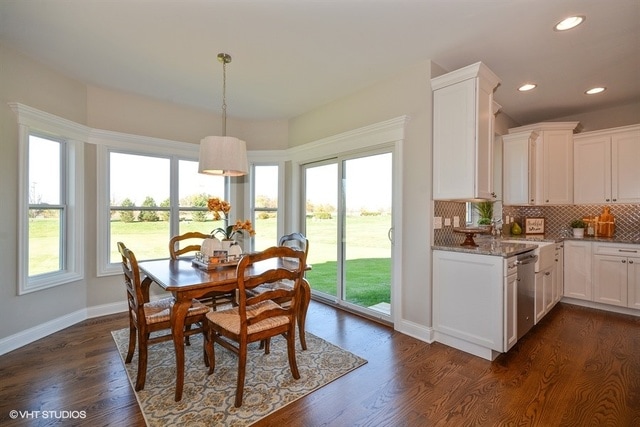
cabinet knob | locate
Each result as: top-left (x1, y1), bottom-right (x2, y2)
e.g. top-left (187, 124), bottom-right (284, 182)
top-left (606, 198), bottom-right (610, 202)
top-left (545, 272), bottom-right (551, 276)
top-left (613, 198), bottom-right (617, 202)
top-left (630, 260), bottom-right (634, 264)
top-left (622, 260), bottom-right (627, 263)
top-left (545, 199), bottom-right (549, 203)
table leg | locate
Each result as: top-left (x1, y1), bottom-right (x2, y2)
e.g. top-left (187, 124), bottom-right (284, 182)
top-left (170, 298), bottom-right (191, 401)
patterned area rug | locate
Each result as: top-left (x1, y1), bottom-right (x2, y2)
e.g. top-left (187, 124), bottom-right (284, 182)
top-left (112, 328), bottom-right (367, 426)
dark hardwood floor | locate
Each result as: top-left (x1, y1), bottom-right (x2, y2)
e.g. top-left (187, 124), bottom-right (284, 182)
top-left (1, 301), bottom-right (639, 426)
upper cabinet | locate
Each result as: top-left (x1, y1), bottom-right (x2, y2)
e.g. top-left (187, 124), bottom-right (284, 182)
top-left (503, 122), bottom-right (579, 206)
top-left (574, 124), bottom-right (640, 204)
top-left (432, 62), bottom-right (501, 200)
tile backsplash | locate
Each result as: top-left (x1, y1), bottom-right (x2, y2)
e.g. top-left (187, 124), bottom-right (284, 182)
top-left (433, 201), bottom-right (640, 245)
top-left (502, 204), bottom-right (640, 240)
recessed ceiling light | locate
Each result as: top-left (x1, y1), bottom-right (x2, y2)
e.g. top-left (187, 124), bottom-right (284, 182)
top-left (518, 83), bottom-right (537, 92)
top-left (585, 87), bottom-right (606, 95)
top-left (554, 15), bottom-right (586, 31)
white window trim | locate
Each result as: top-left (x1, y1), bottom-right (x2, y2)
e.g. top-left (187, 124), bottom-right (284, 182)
top-left (10, 103), bottom-right (87, 294)
top-left (93, 129), bottom-right (202, 276)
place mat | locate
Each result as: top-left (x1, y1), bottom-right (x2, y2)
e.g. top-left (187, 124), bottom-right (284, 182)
top-left (112, 328), bottom-right (367, 426)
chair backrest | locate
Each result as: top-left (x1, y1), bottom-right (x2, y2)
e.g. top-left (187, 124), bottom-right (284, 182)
top-left (236, 246), bottom-right (306, 329)
top-left (278, 233), bottom-right (309, 262)
top-left (117, 242), bottom-right (145, 316)
top-left (169, 231), bottom-right (210, 259)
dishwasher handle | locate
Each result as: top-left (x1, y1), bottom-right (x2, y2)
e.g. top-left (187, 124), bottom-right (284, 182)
top-left (515, 254), bottom-right (538, 266)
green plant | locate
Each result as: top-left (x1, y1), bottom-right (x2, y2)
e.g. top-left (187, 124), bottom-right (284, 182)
top-left (473, 200), bottom-right (494, 223)
top-left (570, 219), bottom-right (586, 228)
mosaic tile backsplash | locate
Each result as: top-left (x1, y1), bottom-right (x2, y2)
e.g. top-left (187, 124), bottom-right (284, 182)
top-left (434, 201), bottom-right (640, 245)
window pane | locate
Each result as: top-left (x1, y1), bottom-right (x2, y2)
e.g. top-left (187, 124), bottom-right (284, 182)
top-left (28, 208), bottom-right (62, 275)
top-left (178, 159), bottom-right (225, 206)
top-left (110, 152), bottom-right (170, 206)
top-left (254, 212), bottom-right (278, 251)
top-left (29, 136), bottom-right (61, 204)
top-left (110, 213), bottom-right (171, 263)
top-left (253, 165), bottom-right (279, 249)
top-left (109, 152), bottom-right (171, 263)
top-left (255, 165), bottom-right (278, 208)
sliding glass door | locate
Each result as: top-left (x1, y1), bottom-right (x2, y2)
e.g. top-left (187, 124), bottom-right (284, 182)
top-left (304, 150), bottom-right (393, 320)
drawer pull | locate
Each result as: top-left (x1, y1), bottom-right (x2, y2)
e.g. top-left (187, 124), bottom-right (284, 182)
top-left (618, 249), bottom-right (638, 253)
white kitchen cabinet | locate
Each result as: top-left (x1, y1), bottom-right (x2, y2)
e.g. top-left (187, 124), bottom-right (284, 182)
top-left (593, 242), bottom-right (640, 309)
top-left (574, 125), bottom-right (640, 204)
top-left (535, 266), bottom-right (554, 323)
top-left (564, 240), bottom-right (592, 300)
top-left (433, 250), bottom-right (512, 360)
top-left (432, 62), bottom-right (501, 200)
top-left (504, 269), bottom-right (518, 351)
top-left (593, 255), bottom-right (628, 307)
top-left (554, 243), bottom-right (564, 304)
top-left (503, 122), bottom-right (579, 205)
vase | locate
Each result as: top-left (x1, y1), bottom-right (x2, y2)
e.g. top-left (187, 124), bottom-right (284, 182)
top-left (572, 228), bottom-right (584, 238)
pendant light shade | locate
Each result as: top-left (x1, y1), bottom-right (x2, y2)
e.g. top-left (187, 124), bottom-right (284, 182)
top-left (198, 135), bottom-right (248, 176)
top-left (198, 53), bottom-right (248, 177)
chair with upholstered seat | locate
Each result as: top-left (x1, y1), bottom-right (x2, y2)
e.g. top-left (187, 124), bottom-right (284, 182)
top-left (118, 241), bottom-right (210, 391)
top-left (169, 231), bottom-right (235, 309)
top-left (250, 232), bottom-right (310, 350)
top-left (204, 245), bottom-right (306, 407)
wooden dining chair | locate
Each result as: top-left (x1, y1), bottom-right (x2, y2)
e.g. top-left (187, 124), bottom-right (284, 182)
top-left (169, 231), bottom-right (235, 310)
top-left (249, 232), bottom-right (310, 350)
top-left (204, 245), bottom-right (306, 407)
top-left (117, 241), bottom-right (210, 391)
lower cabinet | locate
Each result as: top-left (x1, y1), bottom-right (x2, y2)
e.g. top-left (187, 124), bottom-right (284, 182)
top-left (564, 240), bottom-right (593, 300)
top-left (554, 243), bottom-right (564, 304)
top-left (535, 266), bottom-right (554, 323)
top-left (565, 240), bottom-right (640, 311)
top-left (433, 250), bottom-right (514, 360)
top-left (504, 270), bottom-right (518, 351)
top-left (593, 242), bottom-right (640, 309)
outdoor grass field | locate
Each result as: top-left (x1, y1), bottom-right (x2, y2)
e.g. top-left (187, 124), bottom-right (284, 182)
top-left (28, 215), bottom-right (391, 308)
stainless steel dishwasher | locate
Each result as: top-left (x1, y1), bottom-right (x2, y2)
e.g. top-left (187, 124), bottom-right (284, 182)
top-left (516, 250), bottom-right (538, 340)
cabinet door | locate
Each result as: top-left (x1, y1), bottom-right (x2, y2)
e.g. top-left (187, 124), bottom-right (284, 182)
top-left (628, 257), bottom-right (640, 309)
top-left (432, 78), bottom-right (477, 200)
top-left (503, 133), bottom-right (531, 205)
top-left (535, 267), bottom-right (553, 323)
top-left (593, 255), bottom-right (628, 307)
top-left (574, 134), bottom-right (611, 204)
top-left (542, 130), bottom-right (574, 204)
top-left (564, 240), bottom-right (592, 300)
top-left (504, 272), bottom-right (518, 351)
top-left (612, 128), bottom-right (640, 203)
top-left (554, 245), bottom-right (564, 304)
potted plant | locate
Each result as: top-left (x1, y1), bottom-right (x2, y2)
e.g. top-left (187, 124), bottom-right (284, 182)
top-left (570, 219), bottom-right (586, 238)
top-left (473, 200), bottom-right (494, 230)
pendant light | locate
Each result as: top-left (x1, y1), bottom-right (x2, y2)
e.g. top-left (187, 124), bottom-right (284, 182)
top-left (198, 53), bottom-right (248, 176)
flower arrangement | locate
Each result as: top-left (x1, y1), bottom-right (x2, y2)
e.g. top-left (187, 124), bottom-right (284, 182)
top-left (207, 197), bottom-right (256, 240)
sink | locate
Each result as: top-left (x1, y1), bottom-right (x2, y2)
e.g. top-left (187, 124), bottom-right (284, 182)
top-left (500, 240), bottom-right (555, 272)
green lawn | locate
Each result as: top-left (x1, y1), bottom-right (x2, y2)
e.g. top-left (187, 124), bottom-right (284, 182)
top-left (28, 215), bottom-right (391, 308)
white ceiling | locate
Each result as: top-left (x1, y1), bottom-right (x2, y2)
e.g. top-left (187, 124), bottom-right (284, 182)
top-left (1, 0), bottom-right (638, 125)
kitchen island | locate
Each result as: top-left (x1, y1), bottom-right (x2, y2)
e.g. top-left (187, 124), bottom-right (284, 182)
top-left (432, 239), bottom-right (537, 360)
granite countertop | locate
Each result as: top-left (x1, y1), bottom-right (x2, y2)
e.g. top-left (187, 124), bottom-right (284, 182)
top-left (432, 239), bottom-right (539, 258)
top-left (433, 234), bottom-right (640, 257)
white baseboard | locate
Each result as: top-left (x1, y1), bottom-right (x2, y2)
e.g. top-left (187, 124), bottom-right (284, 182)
top-left (0, 309), bottom-right (86, 356)
top-left (395, 318), bottom-right (435, 343)
top-left (0, 302), bottom-right (128, 356)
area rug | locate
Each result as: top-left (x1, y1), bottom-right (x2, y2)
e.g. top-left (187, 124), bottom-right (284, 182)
top-left (112, 328), bottom-right (367, 426)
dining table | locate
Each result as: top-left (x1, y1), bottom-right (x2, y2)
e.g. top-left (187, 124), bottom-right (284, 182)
top-left (137, 256), bottom-right (311, 402)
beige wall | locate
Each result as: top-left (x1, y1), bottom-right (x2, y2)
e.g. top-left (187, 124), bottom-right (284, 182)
top-left (0, 44), bottom-right (88, 339)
